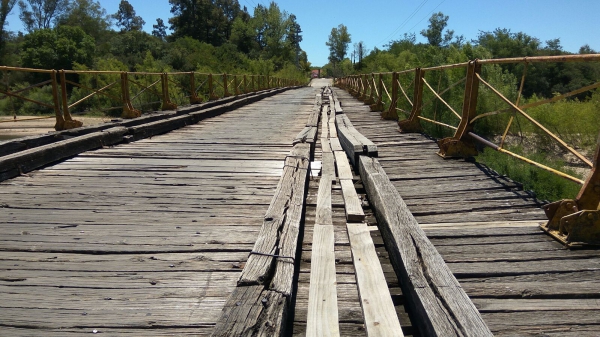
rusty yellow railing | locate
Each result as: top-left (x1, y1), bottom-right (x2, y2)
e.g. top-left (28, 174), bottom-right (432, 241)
top-left (0, 66), bottom-right (302, 131)
top-left (336, 54), bottom-right (600, 247)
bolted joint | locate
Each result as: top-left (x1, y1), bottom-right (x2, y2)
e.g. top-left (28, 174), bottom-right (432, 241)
top-left (398, 118), bottom-right (422, 133)
top-left (437, 137), bottom-right (478, 159)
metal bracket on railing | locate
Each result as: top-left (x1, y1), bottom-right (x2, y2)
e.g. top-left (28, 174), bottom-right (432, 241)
top-left (437, 61), bottom-right (481, 158)
top-left (398, 68), bottom-right (425, 133)
top-left (121, 72), bottom-right (141, 119)
top-left (542, 135), bottom-right (600, 248)
top-left (189, 72), bottom-right (203, 104)
top-left (55, 70), bottom-right (82, 130)
top-left (370, 73), bottom-right (384, 112)
top-left (161, 73), bottom-right (177, 111)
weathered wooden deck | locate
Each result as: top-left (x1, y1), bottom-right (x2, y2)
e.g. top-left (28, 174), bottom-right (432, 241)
top-left (1, 82), bottom-right (598, 336)
top-left (336, 89), bottom-right (600, 336)
top-left (0, 88), bottom-right (314, 335)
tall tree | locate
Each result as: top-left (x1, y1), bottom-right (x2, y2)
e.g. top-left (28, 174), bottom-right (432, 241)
top-left (353, 41), bottom-right (367, 69)
top-left (420, 12), bottom-right (454, 47)
top-left (18, 0), bottom-right (69, 32)
top-left (57, 0), bottom-right (110, 42)
top-left (286, 14), bottom-right (301, 67)
top-left (326, 24), bottom-right (351, 66)
top-left (152, 18), bottom-right (167, 40)
top-left (0, 0), bottom-right (16, 53)
top-left (169, 0), bottom-right (242, 46)
top-left (113, 0), bottom-right (144, 32)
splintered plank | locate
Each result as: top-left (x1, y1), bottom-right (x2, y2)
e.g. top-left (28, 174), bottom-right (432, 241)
top-left (214, 143), bottom-right (311, 336)
top-left (294, 126), bottom-right (317, 145)
top-left (340, 179), bottom-right (365, 222)
top-left (358, 156), bottom-right (493, 337)
top-left (334, 151), bottom-right (353, 180)
top-left (306, 103), bottom-right (321, 127)
top-left (346, 223), bottom-right (403, 336)
top-left (307, 178), bottom-right (339, 336)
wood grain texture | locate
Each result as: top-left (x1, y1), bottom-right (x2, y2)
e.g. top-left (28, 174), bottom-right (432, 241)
top-left (358, 156), bottom-right (492, 337)
top-left (334, 151), bottom-right (354, 180)
top-left (347, 223), bottom-right (404, 336)
top-left (306, 185), bottom-right (339, 335)
top-left (340, 179), bottom-right (365, 222)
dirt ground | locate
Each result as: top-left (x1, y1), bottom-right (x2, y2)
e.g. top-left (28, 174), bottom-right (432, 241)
top-left (0, 115), bottom-right (112, 141)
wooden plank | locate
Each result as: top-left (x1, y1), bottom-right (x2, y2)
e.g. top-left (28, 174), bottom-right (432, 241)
top-left (307, 178), bottom-right (339, 336)
top-left (329, 122), bottom-right (337, 138)
top-left (215, 143), bottom-right (311, 336)
top-left (358, 156), bottom-right (493, 337)
top-left (334, 151), bottom-right (353, 180)
top-left (315, 178), bottom-right (333, 226)
top-left (0, 127), bottom-right (128, 181)
top-left (340, 179), bottom-right (365, 222)
top-left (321, 152), bottom-right (336, 183)
top-left (329, 138), bottom-right (343, 152)
top-left (294, 126), bottom-right (317, 145)
top-left (321, 138), bottom-right (332, 153)
top-left (346, 223), bottom-right (403, 336)
top-left (420, 220), bottom-right (543, 229)
top-left (306, 104), bottom-right (321, 127)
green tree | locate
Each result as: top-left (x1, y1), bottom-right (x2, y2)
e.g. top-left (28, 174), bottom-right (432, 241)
top-left (109, 30), bottom-right (164, 70)
top-left (0, 0), bottom-right (17, 54)
top-left (420, 12), bottom-right (454, 47)
top-left (113, 0), bottom-right (144, 32)
top-left (326, 23), bottom-right (351, 69)
top-left (21, 25), bottom-right (95, 69)
top-left (56, 0), bottom-right (111, 43)
top-left (168, 0), bottom-right (242, 46)
top-left (152, 18), bottom-right (167, 40)
top-left (18, 0), bottom-right (69, 32)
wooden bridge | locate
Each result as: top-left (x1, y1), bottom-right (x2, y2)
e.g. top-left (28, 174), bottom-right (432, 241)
top-left (0, 78), bottom-right (599, 336)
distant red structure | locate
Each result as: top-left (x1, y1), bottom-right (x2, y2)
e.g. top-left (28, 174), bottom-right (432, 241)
top-left (311, 69), bottom-right (320, 78)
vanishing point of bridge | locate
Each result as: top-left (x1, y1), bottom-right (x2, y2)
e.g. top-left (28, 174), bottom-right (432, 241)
top-left (0, 77), bottom-right (599, 336)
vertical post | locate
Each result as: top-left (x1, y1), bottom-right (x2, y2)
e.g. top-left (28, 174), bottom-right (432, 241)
top-left (366, 73), bottom-right (376, 105)
top-left (360, 74), bottom-right (369, 101)
top-left (51, 70), bottom-right (65, 131)
top-left (251, 75), bottom-right (255, 92)
top-left (243, 75), bottom-right (247, 94)
top-left (223, 73), bottom-right (230, 97)
top-left (398, 68), bottom-right (425, 133)
top-left (437, 60), bottom-right (481, 158)
top-left (382, 72), bottom-right (399, 120)
top-left (233, 75), bottom-right (240, 95)
top-left (58, 70), bottom-right (82, 129)
top-left (208, 74), bottom-right (218, 100)
top-left (189, 72), bottom-right (203, 104)
top-left (161, 73), bottom-right (177, 110)
top-left (121, 72), bottom-right (141, 118)
top-left (370, 73), bottom-right (384, 112)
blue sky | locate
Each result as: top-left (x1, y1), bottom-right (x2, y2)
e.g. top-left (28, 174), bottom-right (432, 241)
top-left (5, 0), bottom-right (600, 67)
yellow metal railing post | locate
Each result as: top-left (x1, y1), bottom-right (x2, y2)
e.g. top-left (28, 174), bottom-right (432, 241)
top-left (233, 75), bottom-right (240, 95)
top-left (370, 73), bottom-right (384, 112)
top-left (121, 72), bottom-right (141, 118)
top-left (189, 72), bottom-right (203, 104)
top-left (437, 60), bottom-right (481, 158)
top-left (398, 68), bottom-right (425, 133)
top-left (58, 70), bottom-right (82, 129)
top-left (51, 70), bottom-right (66, 131)
top-left (382, 72), bottom-right (399, 120)
top-left (223, 73), bottom-right (230, 97)
top-left (243, 75), bottom-right (247, 93)
top-left (208, 74), bottom-right (218, 100)
top-left (161, 73), bottom-right (177, 110)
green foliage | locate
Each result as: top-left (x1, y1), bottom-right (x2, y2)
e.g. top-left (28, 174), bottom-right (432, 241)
top-left (109, 30), bottom-right (164, 70)
top-left (476, 146), bottom-right (581, 202)
top-left (18, 0), bottom-right (69, 32)
top-left (113, 0), bottom-right (144, 32)
top-left (326, 24), bottom-right (351, 66)
top-left (21, 25), bottom-right (95, 70)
